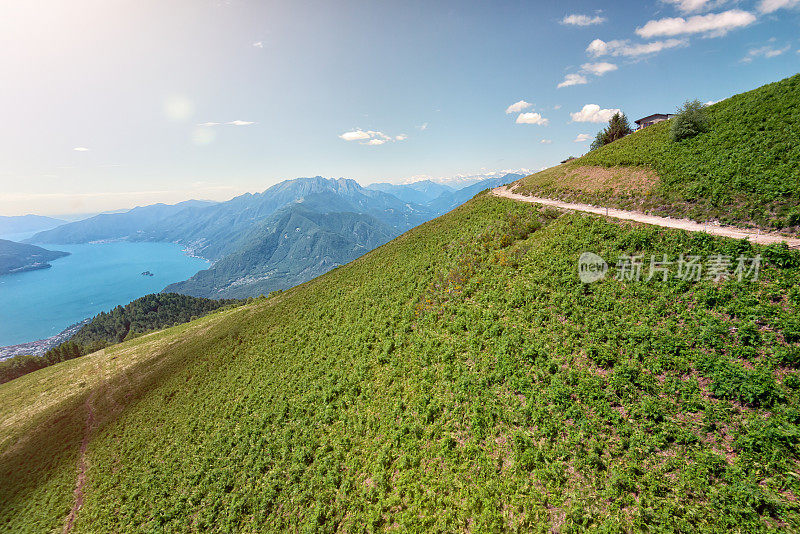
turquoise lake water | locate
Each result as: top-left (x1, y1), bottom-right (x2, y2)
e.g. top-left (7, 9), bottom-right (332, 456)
top-left (0, 242), bottom-right (209, 347)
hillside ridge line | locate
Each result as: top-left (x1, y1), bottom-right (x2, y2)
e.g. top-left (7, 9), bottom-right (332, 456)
top-left (492, 186), bottom-right (800, 248)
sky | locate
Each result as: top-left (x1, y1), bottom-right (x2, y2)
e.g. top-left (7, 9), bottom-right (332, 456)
top-left (0, 0), bottom-right (798, 216)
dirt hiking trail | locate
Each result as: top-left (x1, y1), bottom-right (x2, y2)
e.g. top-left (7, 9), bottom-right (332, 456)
top-left (492, 186), bottom-right (800, 249)
top-left (63, 387), bottom-right (97, 533)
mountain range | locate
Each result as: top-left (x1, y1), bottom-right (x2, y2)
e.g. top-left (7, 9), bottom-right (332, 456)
top-left (26, 174), bottom-right (518, 297)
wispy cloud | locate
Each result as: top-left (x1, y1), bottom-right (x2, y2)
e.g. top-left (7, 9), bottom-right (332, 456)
top-left (73, 147), bottom-right (89, 152)
top-left (661, 0), bottom-right (727, 13)
top-left (570, 104), bottom-right (621, 123)
top-left (197, 120), bottom-right (256, 127)
top-left (557, 73), bottom-right (588, 88)
top-left (758, 0), bottom-right (800, 13)
top-left (741, 44), bottom-right (790, 62)
top-left (574, 133), bottom-right (592, 142)
top-left (505, 100), bottom-right (533, 114)
top-left (635, 10), bottom-right (756, 38)
top-left (540, 139), bottom-right (553, 144)
top-left (586, 38), bottom-right (688, 57)
top-left (561, 14), bottom-right (606, 26)
top-left (515, 112), bottom-right (550, 125)
top-left (253, 41), bottom-right (264, 48)
top-left (581, 62), bottom-right (618, 76)
top-left (395, 134), bottom-right (408, 141)
top-left (418, 122), bottom-right (429, 131)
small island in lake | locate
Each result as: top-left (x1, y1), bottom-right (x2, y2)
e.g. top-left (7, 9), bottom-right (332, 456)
top-left (141, 271), bottom-right (154, 277)
top-left (0, 239), bottom-right (69, 276)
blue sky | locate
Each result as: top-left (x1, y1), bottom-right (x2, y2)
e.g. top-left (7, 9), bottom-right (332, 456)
top-left (1, 0), bottom-right (798, 215)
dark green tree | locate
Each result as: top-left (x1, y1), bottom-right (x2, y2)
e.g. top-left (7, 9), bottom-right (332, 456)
top-left (590, 112), bottom-right (633, 150)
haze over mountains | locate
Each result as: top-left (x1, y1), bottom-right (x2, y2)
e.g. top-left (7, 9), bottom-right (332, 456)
top-left (25, 174), bottom-right (519, 298)
top-left (0, 215), bottom-right (65, 237)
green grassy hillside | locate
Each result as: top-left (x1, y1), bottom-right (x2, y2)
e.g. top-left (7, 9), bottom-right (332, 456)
top-left (2, 193), bottom-right (800, 532)
top-left (514, 74), bottom-right (800, 230)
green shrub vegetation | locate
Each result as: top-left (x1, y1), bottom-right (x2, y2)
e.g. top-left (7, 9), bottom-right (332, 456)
top-left (669, 100), bottom-right (708, 142)
top-left (2, 193), bottom-right (799, 531)
top-left (515, 74), bottom-right (800, 230)
top-left (0, 293), bottom-right (243, 385)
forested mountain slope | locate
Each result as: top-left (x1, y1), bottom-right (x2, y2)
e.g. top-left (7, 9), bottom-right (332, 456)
top-left (2, 193), bottom-right (799, 531)
top-left (164, 206), bottom-right (397, 298)
top-left (0, 239), bottom-right (68, 275)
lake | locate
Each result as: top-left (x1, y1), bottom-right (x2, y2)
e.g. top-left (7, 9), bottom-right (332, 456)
top-left (0, 242), bottom-right (209, 347)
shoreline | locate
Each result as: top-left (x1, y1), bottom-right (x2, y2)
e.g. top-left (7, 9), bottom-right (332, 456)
top-left (0, 319), bottom-right (90, 360)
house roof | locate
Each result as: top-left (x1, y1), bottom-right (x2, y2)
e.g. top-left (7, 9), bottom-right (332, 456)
top-left (634, 113), bottom-right (673, 125)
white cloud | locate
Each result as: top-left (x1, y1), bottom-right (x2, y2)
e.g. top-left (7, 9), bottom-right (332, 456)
top-left (557, 73), bottom-right (588, 88)
top-left (662, 0), bottom-right (725, 13)
top-left (339, 130), bottom-right (372, 141)
top-left (758, 0), bottom-right (800, 12)
top-left (505, 100), bottom-right (532, 114)
top-left (340, 129), bottom-right (404, 145)
top-left (554, 104), bottom-right (562, 110)
top-left (741, 44), bottom-right (790, 62)
top-left (253, 41), bottom-right (264, 48)
top-left (635, 10), bottom-right (756, 39)
top-left (704, 99), bottom-right (720, 106)
top-left (198, 122), bottom-right (221, 127)
top-left (561, 14), bottom-right (606, 26)
top-left (73, 147), bottom-right (89, 152)
top-left (586, 38), bottom-right (688, 57)
top-left (516, 112), bottom-right (550, 125)
top-left (570, 104), bottom-right (621, 123)
top-left (540, 139), bottom-right (553, 144)
top-left (418, 122), bottom-right (429, 130)
top-left (558, 61), bottom-right (618, 89)
top-left (581, 62), bottom-right (618, 76)
top-left (574, 133), bottom-right (592, 142)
